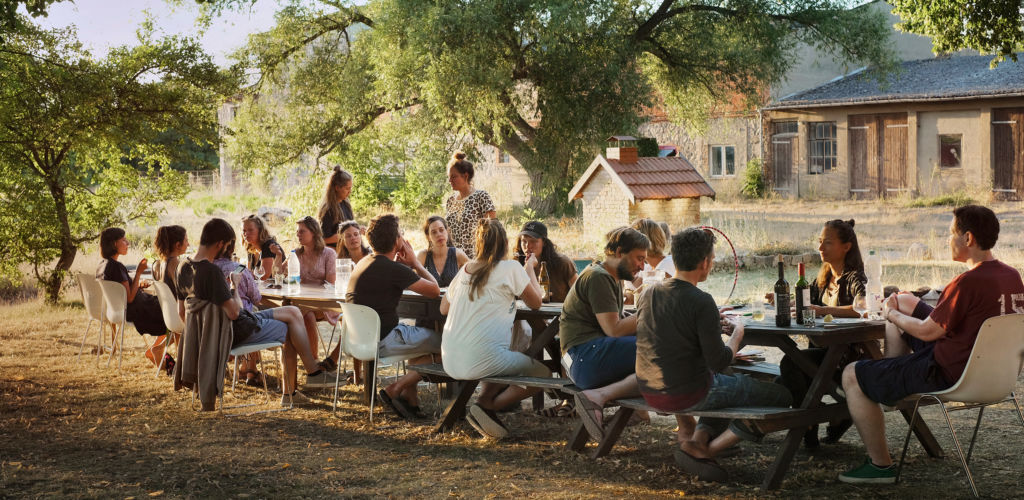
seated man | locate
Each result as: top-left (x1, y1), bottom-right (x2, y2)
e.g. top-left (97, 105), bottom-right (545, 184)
top-left (344, 214), bottom-right (441, 419)
top-left (560, 227), bottom-right (649, 438)
top-left (839, 205), bottom-right (1024, 484)
top-left (176, 218), bottom-right (331, 407)
top-left (636, 228), bottom-right (791, 482)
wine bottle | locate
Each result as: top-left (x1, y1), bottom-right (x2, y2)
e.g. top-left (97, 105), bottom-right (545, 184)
top-left (775, 255), bottom-right (791, 327)
top-left (538, 261), bottom-right (550, 303)
top-left (795, 262), bottom-right (808, 325)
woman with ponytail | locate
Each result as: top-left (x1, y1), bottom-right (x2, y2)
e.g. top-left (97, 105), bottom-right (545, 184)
top-left (444, 151), bottom-right (496, 258)
top-left (439, 219), bottom-right (546, 439)
top-left (318, 166), bottom-right (356, 249)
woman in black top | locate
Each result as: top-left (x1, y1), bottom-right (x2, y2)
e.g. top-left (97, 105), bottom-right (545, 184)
top-left (337, 220), bottom-right (371, 263)
top-left (318, 166), bottom-right (356, 249)
top-left (416, 215), bottom-right (468, 288)
top-left (151, 225), bottom-right (188, 373)
top-left (241, 215), bottom-right (283, 280)
top-left (514, 221), bottom-right (578, 302)
top-left (96, 227), bottom-right (167, 366)
top-left (780, 219), bottom-right (866, 449)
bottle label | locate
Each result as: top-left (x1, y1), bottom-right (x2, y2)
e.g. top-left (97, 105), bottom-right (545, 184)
top-left (802, 288), bottom-right (810, 305)
top-left (776, 294), bottom-right (791, 326)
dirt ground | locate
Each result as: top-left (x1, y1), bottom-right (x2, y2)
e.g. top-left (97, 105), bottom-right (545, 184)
top-left (2, 299), bottom-right (1022, 499)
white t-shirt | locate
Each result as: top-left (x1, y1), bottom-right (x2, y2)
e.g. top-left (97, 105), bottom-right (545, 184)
top-left (441, 260), bottom-right (530, 379)
top-left (623, 256), bottom-right (674, 292)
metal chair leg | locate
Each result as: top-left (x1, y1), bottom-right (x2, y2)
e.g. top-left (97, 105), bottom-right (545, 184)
top-left (1010, 392), bottom-right (1024, 427)
top-left (896, 396), bottom-right (925, 484)
top-left (938, 401), bottom-right (980, 498)
top-left (77, 319), bottom-right (94, 362)
top-left (964, 406), bottom-right (985, 466)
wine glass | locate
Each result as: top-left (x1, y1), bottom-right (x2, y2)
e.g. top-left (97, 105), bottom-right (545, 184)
top-left (254, 260), bottom-right (265, 285)
top-left (852, 294), bottom-right (869, 319)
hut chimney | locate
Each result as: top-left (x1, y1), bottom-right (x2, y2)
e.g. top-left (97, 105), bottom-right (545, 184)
top-left (606, 135), bottom-right (638, 164)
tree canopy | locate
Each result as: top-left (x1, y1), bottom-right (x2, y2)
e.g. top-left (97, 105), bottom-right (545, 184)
top-left (219, 0), bottom-right (894, 212)
top-left (0, 17), bottom-right (237, 302)
top-left (891, 0), bottom-right (1024, 66)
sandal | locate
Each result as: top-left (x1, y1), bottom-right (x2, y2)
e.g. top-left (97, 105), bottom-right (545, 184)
top-left (573, 394), bottom-right (605, 441)
top-left (674, 448), bottom-right (728, 482)
top-left (377, 389), bottom-right (414, 420)
top-left (163, 354), bottom-right (175, 377)
top-left (537, 400), bottom-right (576, 418)
top-left (245, 371), bottom-right (266, 388)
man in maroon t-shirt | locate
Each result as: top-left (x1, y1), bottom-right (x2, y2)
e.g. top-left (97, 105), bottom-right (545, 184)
top-left (838, 205), bottom-right (1024, 485)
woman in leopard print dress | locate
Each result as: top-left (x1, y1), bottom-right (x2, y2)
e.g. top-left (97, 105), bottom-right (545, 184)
top-left (444, 151), bottom-right (496, 258)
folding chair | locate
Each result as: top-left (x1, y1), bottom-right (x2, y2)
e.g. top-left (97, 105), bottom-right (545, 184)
top-left (150, 280), bottom-right (185, 378)
top-left (332, 302), bottom-right (422, 424)
top-left (896, 313), bottom-right (1024, 497)
top-left (75, 273), bottom-right (105, 364)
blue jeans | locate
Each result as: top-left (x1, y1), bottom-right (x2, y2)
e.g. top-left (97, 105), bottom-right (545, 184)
top-left (688, 373), bottom-right (792, 439)
top-left (567, 336), bottom-right (637, 390)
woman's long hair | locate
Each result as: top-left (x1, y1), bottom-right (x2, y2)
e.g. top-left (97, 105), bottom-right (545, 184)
top-left (816, 219), bottom-right (864, 290)
top-left (423, 215), bottom-right (455, 249)
top-left (296, 216), bottom-right (326, 256)
top-left (317, 166), bottom-right (353, 226)
top-left (514, 233), bottom-right (574, 297)
top-left (241, 215), bottom-right (273, 257)
top-left (337, 220), bottom-right (370, 260)
top-left (154, 225), bottom-right (186, 260)
top-left (631, 218), bottom-right (667, 258)
top-left (469, 219), bottom-right (507, 301)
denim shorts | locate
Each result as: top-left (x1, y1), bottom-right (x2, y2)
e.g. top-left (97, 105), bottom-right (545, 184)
top-left (566, 336), bottom-right (637, 390)
top-left (238, 309), bottom-right (287, 346)
top-left (688, 373), bottom-right (793, 439)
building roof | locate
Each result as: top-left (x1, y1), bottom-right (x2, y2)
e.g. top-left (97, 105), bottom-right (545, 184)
top-left (767, 54), bottom-right (1024, 110)
top-left (568, 154), bottom-right (716, 203)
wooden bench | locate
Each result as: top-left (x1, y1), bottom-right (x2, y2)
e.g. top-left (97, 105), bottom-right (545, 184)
top-left (409, 363), bottom-right (581, 433)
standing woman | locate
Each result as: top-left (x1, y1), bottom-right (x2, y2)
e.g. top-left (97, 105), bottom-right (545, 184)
top-left (295, 216), bottom-right (338, 356)
top-left (417, 215), bottom-right (469, 288)
top-left (337, 220), bottom-right (371, 263)
top-left (778, 218), bottom-right (866, 449)
top-left (444, 152), bottom-right (496, 258)
top-left (318, 166), bottom-right (355, 249)
top-left (242, 215), bottom-right (283, 280)
top-left (96, 227), bottom-right (167, 366)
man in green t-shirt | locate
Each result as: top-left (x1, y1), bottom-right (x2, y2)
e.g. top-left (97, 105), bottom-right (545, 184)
top-left (559, 226), bottom-right (649, 439)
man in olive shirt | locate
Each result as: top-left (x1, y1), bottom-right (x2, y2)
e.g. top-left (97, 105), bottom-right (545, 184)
top-left (560, 227), bottom-right (649, 439)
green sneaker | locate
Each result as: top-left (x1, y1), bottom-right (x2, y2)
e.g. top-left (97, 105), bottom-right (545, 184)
top-left (838, 458), bottom-right (897, 484)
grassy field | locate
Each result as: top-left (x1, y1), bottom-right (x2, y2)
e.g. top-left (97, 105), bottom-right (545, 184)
top-left (5, 196), bottom-right (1024, 498)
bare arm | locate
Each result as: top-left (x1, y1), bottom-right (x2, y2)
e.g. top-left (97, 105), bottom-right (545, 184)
top-left (520, 254), bottom-right (543, 310)
top-left (219, 271), bottom-right (244, 320)
top-left (884, 294), bottom-right (946, 341)
top-left (595, 311), bottom-right (638, 337)
top-left (455, 248), bottom-right (470, 269)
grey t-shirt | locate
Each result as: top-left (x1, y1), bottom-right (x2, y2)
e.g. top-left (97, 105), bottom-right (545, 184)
top-left (558, 263), bottom-right (622, 353)
top-left (635, 278), bottom-right (732, 395)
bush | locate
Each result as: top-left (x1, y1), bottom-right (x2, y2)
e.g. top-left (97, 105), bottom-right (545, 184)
top-left (637, 137), bottom-right (659, 157)
top-left (741, 158), bottom-right (765, 198)
top-left (904, 191), bottom-right (975, 208)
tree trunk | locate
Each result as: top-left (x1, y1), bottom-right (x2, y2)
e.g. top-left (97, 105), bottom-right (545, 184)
top-left (45, 180), bottom-right (76, 304)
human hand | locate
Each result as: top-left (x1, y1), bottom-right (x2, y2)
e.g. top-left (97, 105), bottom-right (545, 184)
top-left (524, 253), bottom-right (538, 270)
top-left (230, 269), bottom-right (243, 287)
top-left (765, 292), bottom-right (774, 305)
top-left (396, 239), bottom-right (416, 266)
top-left (808, 304), bottom-right (826, 315)
top-left (137, 258), bottom-right (148, 274)
top-left (270, 243), bottom-right (283, 256)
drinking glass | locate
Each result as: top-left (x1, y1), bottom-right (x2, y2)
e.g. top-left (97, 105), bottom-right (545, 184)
top-left (802, 308), bottom-right (815, 326)
top-left (852, 294), bottom-right (868, 319)
top-left (751, 300), bottom-right (766, 322)
top-left (254, 261), bottom-right (265, 285)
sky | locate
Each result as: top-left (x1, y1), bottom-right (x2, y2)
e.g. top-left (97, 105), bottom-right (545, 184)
top-left (31, 0), bottom-right (281, 67)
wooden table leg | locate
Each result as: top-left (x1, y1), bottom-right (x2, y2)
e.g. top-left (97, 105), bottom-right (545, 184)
top-left (567, 421), bottom-right (589, 452)
top-left (526, 317), bottom-right (560, 411)
top-left (591, 407), bottom-right (633, 459)
top-left (761, 427), bottom-right (805, 490)
top-left (433, 379), bottom-right (478, 434)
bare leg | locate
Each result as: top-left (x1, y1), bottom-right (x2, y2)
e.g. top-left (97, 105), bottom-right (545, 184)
top-left (681, 426), bottom-right (742, 459)
top-left (301, 310), bottom-right (319, 358)
top-left (145, 335), bottom-right (167, 365)
top-left (384, 354), bottom-right (434, 406)
top-left (842, 362), bottom-right (892, 466)
top-left (578, 374), bottom-right (640, 426)
top-left (281, 342), bottom-right (297, 394)
top-left (479, 384), bottom-right (542, 411)
top-left (273, 306), bottom-right (318, 373)
top-left (675, 415), bottom-right (697, 445)
top-left (883, 321), bottom-right (910, 358)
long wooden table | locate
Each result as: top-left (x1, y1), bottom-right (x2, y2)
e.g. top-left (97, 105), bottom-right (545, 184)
top-left (738, 318), bottom-right (943, 489)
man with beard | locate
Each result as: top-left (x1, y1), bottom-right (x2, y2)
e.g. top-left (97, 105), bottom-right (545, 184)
top-left (558, 226), bottom-right (649, 440)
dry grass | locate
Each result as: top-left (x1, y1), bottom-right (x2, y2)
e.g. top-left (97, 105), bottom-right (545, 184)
top-left (2, 299), bottom-right (1023, 499)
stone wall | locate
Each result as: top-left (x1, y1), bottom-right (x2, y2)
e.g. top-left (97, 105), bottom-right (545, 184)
top-left (639, 115), bottom-right (760, 199)
top-left (580, 167), bottom-right (630, 243)
top-left (629, 198), bottom-right (701, 230)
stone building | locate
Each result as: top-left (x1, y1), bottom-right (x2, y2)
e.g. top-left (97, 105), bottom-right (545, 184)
top-left (567, 137), bottom-right (715, 243)
top-left (763, 54), bottom-right (1024, 199)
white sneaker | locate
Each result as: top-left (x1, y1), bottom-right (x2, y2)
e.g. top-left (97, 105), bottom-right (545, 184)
top-left (281, 390), bottom-right (311, 407)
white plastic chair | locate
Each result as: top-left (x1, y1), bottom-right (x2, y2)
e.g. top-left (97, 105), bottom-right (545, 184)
top-left (222, 340), bottom-right (288, 416)
top-left (896, 313), bottom-right (1024, 497)
top-left (150, 280), bottom-right (185, 378)
top-left (332, 302), bottom-right (421, 424)
top-left (76, 273), bottom-right (106, 364)
top-left (97, 280), bottom-right (136, 370)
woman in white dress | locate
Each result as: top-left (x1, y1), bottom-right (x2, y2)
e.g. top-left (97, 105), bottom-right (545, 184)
top-left (439, 219), bottom-right (545, 439)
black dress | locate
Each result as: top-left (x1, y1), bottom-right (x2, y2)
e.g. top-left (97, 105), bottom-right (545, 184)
top-left (97, 259), bottom-right (166, 336)
top-left (320, 200), bottom-right (355, 242)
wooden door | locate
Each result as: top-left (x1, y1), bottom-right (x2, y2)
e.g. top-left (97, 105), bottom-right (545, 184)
top-left (880, 113), bottom-right (909, 196)
top-left (992, 108), bottom-right (1024, 201)
top-left (771, 121), bottom-right (798, 195)
top-left (848, 113), bottom-right (908, 197)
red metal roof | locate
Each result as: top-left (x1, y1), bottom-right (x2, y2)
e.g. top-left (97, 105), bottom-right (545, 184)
top-left (606, 156), bottom-right (716, 200)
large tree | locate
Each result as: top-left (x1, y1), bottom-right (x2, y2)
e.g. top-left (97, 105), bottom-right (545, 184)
top-left (224, 0), bottom-right (894, 211)
top-left (0, 18), bottom-right (237, 302)
top-left (891, 0), bottom-right (1024, 65)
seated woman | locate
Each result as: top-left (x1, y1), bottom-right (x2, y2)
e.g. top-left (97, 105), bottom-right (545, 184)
top-left (777, 218), bottom-right (866, 449)
top-left (96, 227), bottom-right (167, 366)
top-left (624, 218), bottom-right (672, 305)
top-left (294, 216), bottom-right (338, 358)
top-left (241, 215), bottom-right (283, 281)
top-left (417, 215), bottom-right (469, 287)
top-left (150, 225), bottom-right (188, 374)
top-left (440, 219), bottom-right (546, 439)
top-left (337, 220), bottom-right (371, 263)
